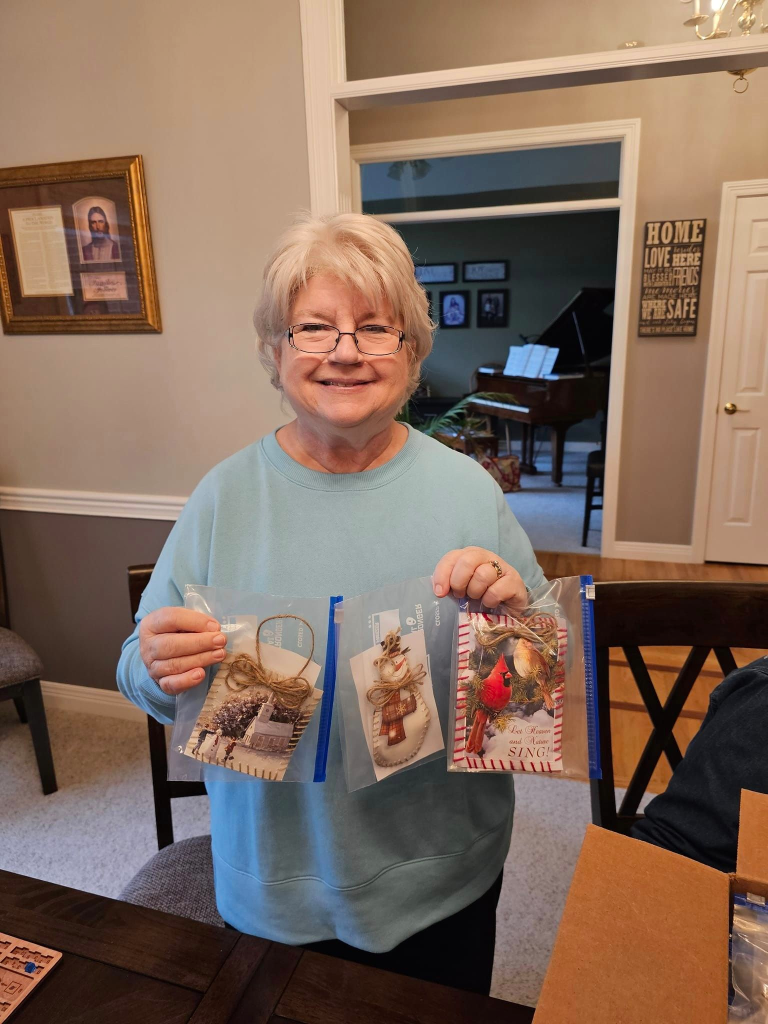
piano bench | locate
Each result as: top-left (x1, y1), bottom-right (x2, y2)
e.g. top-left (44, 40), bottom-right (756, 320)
top-left (582, 449), bottom-right (604, 546)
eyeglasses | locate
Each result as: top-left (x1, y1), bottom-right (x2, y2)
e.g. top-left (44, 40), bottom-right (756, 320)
top-left (286, 323), bottom-right (404, 356)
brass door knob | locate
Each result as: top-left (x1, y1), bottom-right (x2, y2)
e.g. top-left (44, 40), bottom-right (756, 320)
top-left (724, 402), bottom-right (738, 415)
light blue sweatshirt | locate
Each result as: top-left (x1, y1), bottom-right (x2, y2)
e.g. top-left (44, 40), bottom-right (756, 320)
top-left (117, 425), bottom-right (544, 951)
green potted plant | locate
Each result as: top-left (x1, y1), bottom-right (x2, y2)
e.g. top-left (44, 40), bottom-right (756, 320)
top-left (400, 392), bottom-right (521, 491)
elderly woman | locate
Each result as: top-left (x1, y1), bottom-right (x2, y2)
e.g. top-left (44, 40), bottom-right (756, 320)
top-left (117, 213), bottom-right (543, 995)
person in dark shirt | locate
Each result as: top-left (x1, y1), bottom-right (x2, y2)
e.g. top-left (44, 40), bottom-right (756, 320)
top-left (631, 655), bottom-right (768, 872)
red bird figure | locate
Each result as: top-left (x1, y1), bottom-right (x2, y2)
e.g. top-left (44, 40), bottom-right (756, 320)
top-left (466, 653), bottom-right (513, 754)
top-left (513, 638), bottom-right (554, 710)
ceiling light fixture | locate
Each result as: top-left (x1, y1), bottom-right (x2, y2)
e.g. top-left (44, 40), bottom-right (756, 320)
top-left (680, 0), bottom-right (766, 90)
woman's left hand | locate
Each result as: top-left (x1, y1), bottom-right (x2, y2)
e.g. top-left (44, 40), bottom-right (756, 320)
top-left (433, 547), bottom-right (527, 611)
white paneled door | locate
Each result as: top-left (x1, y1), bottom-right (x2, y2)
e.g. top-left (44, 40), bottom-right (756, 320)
top-left (706, 193), bottom-right (768, 564)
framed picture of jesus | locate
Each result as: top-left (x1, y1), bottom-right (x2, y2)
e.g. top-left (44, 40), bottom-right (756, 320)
top-left (0, 154), bottom-right (161, 334)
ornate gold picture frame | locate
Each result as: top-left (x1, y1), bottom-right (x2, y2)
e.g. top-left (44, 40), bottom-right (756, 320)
top-left (0, 155), bottom-right (161, 333)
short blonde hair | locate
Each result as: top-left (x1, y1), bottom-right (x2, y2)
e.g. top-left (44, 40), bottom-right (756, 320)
top-left (253, 212), bottom-right (435, 398)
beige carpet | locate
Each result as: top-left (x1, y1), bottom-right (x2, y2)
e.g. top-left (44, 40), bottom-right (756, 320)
top-left (507, 448), bottom-right (601, 556)
top-left (0, 698), bottom-right (619, 1008)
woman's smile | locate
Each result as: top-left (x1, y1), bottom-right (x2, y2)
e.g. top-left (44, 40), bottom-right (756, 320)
top-left (316, 377), bottom-right (375, 389)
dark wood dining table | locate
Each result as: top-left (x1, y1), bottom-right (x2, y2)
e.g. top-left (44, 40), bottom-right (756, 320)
top-left (0, 869), bottom-right (535, 1023)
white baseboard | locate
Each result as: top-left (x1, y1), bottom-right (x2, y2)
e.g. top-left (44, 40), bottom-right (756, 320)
top-left (40, 680), bottom-right (145, 721)
top-left (606, 541), bottom-right (700, 564)
top-left (0, 487), bottom-right (186, 521)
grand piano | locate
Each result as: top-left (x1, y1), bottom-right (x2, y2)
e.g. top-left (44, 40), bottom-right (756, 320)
top-left (471, 287), bottom-right (613, 486)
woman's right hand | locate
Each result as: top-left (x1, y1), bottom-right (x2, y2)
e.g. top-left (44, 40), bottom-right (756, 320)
top-left (139, 607), bottom-right (228, 695)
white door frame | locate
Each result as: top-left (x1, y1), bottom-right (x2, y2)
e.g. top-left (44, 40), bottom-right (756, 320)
top-left (351, 120), bottom-right (640, 560)
top-left (299, 0), bottom-right (768, 561)
top-left (300, 0), bottom-right (768, 216)
top-left (691, 178), bottom-right (768, 563)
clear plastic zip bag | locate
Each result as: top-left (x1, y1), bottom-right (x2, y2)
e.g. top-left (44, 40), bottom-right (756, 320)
top-left (448, 575), bottom-right (600, 780)
top-left (168, 585), bottom-right (341, 784)
top-left (335, 576), bottom-right (458, 791)
top-left (729, 893), bottom-right (768, 1021)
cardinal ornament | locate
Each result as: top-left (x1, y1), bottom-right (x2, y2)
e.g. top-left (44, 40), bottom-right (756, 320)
top-left (367, 628), bottom-right (431, 768)
top-left (453, 605), bottom-right (567, 773)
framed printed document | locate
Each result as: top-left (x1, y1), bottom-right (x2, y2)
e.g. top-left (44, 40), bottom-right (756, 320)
top-left (0, 155), bottom-right (161, 333)
top-left (414, 263), bottom-right (457, 284)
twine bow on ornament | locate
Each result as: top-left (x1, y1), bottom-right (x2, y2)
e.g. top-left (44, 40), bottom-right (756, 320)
top-left (222, 614), bottom-right (316, 710)
top-left (471, 616), bottom-right (557, 662)
top-left (366, 627), bottom-right (427, 708)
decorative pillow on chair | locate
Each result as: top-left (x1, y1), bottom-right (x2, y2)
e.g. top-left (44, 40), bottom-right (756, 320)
top-left (478, 453), bottom-right (521, 493)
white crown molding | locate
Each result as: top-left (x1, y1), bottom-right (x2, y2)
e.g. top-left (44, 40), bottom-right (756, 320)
top-left (0, 486), bottom-right (186, 521)
top-left (40, 680), bottom-right (146, 722)
top-left (605, 541), bottom-right (698, 564)
top-left (333, 36), bottom-right (768, 110)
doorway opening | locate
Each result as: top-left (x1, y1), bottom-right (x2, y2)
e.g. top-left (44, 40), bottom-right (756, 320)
top-left (352, 122), bottom-right (639, 555)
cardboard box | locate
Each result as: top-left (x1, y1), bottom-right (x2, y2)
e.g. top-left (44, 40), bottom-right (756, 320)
top-left (533, 790), bottom-right (768, 1023)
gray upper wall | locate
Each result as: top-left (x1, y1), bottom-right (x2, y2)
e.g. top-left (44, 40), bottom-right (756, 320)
top-left (1, 510), bottom-right (172, 690)
top-left (396, 212), bottom-right (619, 400)
top-left (0, 0), bottom-right (309, 497)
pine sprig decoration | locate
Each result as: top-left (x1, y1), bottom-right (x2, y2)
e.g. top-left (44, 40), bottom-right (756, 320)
top-left (494, 712), bottom-right (513, 733)
top-left (466, 678), bottom-right (481, 724)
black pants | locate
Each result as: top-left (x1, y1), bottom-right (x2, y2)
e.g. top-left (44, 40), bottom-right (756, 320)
top-left (225, 870), bottom-right (503, 995)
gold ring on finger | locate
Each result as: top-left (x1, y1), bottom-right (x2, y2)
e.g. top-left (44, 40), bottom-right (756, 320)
top-left (488, 559), bottom-right (503, 581)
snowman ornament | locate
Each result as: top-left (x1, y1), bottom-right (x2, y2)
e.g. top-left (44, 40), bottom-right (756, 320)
top-left (367, 628), bottom-right (431, 768)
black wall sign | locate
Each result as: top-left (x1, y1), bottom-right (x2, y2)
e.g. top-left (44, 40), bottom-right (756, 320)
top-left (638, 219), bottom-right (706, 337)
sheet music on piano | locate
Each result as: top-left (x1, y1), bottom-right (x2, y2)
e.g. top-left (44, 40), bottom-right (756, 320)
top-left (503, 343), bottom-right (560, 378)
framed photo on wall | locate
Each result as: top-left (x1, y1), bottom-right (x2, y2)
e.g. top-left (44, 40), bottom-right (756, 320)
top-left (477, 288), bottom-right (509, 328)
top-left (0, 155), bottom-right (161, 333)
top-left (463, 260), bottom-right (508, 282)
top-left (414, 263), bottom-right (457, 284)
top-left (439, 290), bottom-right (470, 329)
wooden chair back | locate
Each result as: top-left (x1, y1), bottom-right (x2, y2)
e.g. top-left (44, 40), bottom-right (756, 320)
top-left (0, 526), bottom-right (9, 630)
top-left (590, 579), bottom-right (768, 834)
top-left (128, 564), bottom-right (206, 849)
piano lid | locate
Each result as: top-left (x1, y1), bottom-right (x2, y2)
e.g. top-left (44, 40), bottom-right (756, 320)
top-left (537, 287), bottom-right (614, 374)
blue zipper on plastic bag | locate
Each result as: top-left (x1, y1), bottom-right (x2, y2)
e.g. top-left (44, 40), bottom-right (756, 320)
top-left (313, 595), bottom-right (343, 782)
top-left (580, 574), bottom-right (601, 779)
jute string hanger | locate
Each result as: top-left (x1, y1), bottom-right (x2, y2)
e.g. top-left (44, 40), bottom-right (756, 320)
top-left (223, 615), bottom-right (315, 710)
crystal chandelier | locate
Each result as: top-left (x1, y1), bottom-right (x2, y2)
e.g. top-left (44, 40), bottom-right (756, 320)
top-left (681, 0), bottom-right (767, 37)
top-left (681, 0), bottom-right (767, 90)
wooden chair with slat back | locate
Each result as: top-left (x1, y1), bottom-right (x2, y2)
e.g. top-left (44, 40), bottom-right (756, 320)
top-left (128, 564), bottom-right (206, 849)
top-left (590, 579), bottom-right (768, 835)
